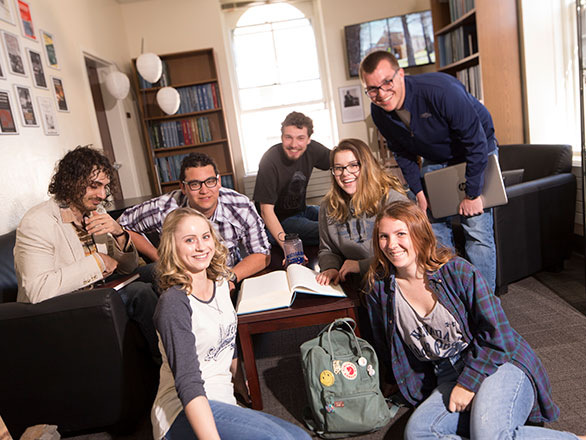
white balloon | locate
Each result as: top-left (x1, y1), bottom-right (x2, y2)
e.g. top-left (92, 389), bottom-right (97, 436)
top-left (105, 71), bottom-right (130, 100)
top-left (156, 87), bottom-right (180, 115)
top-left (136, 52), bottom-right (163, 83)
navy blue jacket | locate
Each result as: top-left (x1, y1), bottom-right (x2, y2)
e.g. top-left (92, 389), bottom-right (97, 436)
top-left (372, 73), bottom-right (496, 198)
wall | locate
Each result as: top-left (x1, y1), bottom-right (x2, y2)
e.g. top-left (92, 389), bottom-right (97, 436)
top-left (0, 0), bottom-right (150, 235)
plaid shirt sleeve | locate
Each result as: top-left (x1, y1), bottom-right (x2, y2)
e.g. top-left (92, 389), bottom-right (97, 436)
top-left (430, 258), bottom-right (518, 393)
top-left (117, 192), bottom-right (180, 235)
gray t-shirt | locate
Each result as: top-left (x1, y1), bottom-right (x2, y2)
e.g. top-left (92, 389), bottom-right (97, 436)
top-left (395, 283), bottom-right (468, 361)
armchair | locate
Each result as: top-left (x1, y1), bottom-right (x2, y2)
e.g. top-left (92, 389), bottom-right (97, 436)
top-left (494, 144), bottom-right (576, 292)
top-left (0, 230), bottom-right (158, 438)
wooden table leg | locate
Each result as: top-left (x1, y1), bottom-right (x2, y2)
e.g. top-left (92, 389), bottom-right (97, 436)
top-left (238, 324), bottom-right (263, 410)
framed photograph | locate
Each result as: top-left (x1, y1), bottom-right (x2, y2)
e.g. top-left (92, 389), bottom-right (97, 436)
top-left (0, 45), bottom-right (5, 79)
top-left (26, 48), bottom-right (46, 88)
top-left (37, 95), bottom-right (58, 135)
top-left (40, 29), bottom-right (58, 69)
top-left (338, 85), bottom-right (364, 123)
top-left (13, 84), bottom-right (37, 126)
top-left (51, 76), bottom-right (68, 112)
top-left (16, 0), bottom-right (35, 41)
top-left (0, 0), bottom-right (14, 25)
top-left (0, 88), bottom-right (18, 134)
top-left (2, 30), bottom-right (26, 76)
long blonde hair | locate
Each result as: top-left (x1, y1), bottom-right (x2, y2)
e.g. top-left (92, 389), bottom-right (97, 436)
top-left (367, 201), bottom-right (454, 288)
top-left (156, 207), bottom-right (232, 294)
top-left (324, 138), bottom-right (405, 223)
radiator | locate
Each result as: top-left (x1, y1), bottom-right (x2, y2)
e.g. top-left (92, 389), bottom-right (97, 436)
top-left (242, 169), bottom-right (332, 204)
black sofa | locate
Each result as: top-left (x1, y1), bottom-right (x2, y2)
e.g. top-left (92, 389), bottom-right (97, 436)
top-left (494, 144), bottom-right (576, 292)
top-left (0, 230), bottom-right (158, 438)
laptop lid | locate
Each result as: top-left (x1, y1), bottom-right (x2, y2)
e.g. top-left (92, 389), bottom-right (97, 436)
top-left (423, 154), bottom-right (508, 218)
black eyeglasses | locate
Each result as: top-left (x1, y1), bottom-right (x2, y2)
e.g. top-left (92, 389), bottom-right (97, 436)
top-left (364, 69), bottom-right (400, 97)
top-left (331, 161), bottom-right (361, 176)
top-left (182, 176), bottom-right (219, 191)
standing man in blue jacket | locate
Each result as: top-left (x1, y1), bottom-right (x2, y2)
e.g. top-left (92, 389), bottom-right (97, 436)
top-left (359, 50), bottom-right (497, 291)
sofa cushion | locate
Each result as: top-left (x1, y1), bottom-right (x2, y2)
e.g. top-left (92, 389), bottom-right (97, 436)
top-left (502, 169), bottom-right (524, 187)
top-left (0, 230), bottom-right (17, 303)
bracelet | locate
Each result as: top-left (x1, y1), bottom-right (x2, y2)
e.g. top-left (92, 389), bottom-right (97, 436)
top-left (113, 229), bottom-right (127, 238)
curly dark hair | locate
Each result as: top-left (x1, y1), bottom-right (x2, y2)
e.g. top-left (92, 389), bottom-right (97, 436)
top-left (48, 145), bottom-right (116, 206)
top-left (179, 152), bottom-right (219, 182)
top-left (281, 111), bottom-right (313, 138)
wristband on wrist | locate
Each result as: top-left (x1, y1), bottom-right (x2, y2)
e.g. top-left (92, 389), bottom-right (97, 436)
top-left (113, 228), bottom-right (127, 238)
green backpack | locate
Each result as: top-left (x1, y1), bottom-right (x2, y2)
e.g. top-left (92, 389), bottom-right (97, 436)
top-left (299, 318), bottom-right (399, 438)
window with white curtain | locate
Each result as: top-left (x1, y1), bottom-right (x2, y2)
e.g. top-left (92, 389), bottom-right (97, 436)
top-left (225, 1), bottom-right (334, 174)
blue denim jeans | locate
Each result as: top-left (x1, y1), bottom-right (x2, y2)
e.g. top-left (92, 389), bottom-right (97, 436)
top-left (163, 400), bottom-right (311, 440)
top-left (421, 153), bottom-right (497, 292)
top-left (272, 205), bottom-right (320, 247)
top-left (405, 361), bottom-right (579, 440)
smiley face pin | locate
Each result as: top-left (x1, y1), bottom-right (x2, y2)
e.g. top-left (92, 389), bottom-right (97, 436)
top-left (320, 369), bottom-right (335, 387)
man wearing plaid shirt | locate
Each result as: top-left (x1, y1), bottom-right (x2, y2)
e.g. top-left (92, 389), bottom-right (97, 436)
top-left (118, 153), bottom-right (271, 292)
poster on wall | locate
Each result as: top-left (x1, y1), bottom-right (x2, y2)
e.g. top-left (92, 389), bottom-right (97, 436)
top-left (338, 85), bottom-right (364, 123)
top-left (37, 95), bottom-right (58, 135)
top-left (0, 0), bottom-right (14, 25)
top-left (13, 84), bottom-right (37, 126)
top-left (51, 76), bottom-right (68, 112)
top-left (16, 0), bottom-right (35, 41)
top-left (26, 48), bottom-right (46, 89)
top-left (0, 45), bottom-right (5, 79)
top-left (2, 30), bottom-right (26, 76)
top-left (40, 29), bottom-right (58, 69)
top-left (0, 88), bottom-right (18, 134)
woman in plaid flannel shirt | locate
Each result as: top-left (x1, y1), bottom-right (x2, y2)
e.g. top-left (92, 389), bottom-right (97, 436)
top-left (366, 201), bottom-right (584, 439)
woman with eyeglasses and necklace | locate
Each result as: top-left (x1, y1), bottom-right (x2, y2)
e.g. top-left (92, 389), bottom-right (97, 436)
top-left (315, 138), bottom-right (407, 286)
top-left (366, 200), bottom-right (585, 440)
top-left (151, 207), bottom-right (309, 440)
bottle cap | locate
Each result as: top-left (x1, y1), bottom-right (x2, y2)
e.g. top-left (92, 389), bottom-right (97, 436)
top-left (284, 233), bottom-right (299, 241)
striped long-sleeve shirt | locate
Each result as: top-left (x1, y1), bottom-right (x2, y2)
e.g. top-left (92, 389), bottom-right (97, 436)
top-left (366, 256), bottom-right (559, 424)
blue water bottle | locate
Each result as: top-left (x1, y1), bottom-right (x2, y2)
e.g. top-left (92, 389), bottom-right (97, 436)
top-left (283, 233), bottom-right (304, 266)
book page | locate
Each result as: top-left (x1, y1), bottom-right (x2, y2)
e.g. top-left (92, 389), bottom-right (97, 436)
top-left (286, 264), bottom-right (346, 297)
top-left (236, 270), bottom-right (294, 315)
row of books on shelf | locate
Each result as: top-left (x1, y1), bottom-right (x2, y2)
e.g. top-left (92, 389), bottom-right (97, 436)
top-left (148, 116), bottom-right (213, 149)
top-left (177, 83), bottom-right (219, 114)
top-left (456, 65), bottom-right (483, 101)
top-left (448, 0), bottom-right (475, 22)
top-left (437, 24), bottom-right (477, 67)
top-left (155, 154), bottom-right (234, 189)
top-left (137, 61), bottom-right (171, 89)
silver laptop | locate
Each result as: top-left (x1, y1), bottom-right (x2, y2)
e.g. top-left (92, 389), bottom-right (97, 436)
top-left (423, 154), bottom-right (508, 218)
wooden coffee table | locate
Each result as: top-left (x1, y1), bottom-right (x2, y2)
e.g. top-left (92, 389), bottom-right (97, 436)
top-left (237, 291), bottom-right (360, 410)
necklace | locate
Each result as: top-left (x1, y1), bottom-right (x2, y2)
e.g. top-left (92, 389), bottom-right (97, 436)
top-left (194, 282), bottom-right (223, 314)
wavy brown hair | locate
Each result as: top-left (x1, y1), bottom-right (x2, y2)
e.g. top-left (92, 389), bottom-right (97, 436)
top-left (324, 139), bottom-right (405, 223)
top-left (48, 145), bottom-right (116, 206)
top-left (367, 201), bottom-right (454, 287)
top-left (156, 208), bottom-right (232, 294)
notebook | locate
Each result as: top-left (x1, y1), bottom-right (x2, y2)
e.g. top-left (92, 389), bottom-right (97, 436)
top-left (423, 154), bottom-right (508, 218)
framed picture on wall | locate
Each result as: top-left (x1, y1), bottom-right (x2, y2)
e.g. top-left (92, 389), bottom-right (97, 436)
top-left (26, 48), bottom-right (46, 89)
top-left (16, 0), bottom-right (36, 41)
top-left (0, 0), bottom-right (14, 25)
top-left (2, 30), bottom-right (26, 76)
top-left (40, 29), bottom-right (58, 69)
top-left (51, 76), bottom-right (68, 112)
top-left (0, 45), bottom-right (6, 79)
top-left (0, 88), bottom-right (18, 134)
top-left (37, 95), bottom-right (58, 135)
top-left (338, 85), bottom-right (364, 123)
top-left (13, 84), bottom-right (38, 126)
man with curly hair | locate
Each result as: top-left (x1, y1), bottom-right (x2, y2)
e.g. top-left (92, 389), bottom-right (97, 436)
top-left (253, 111), bottom-right (330, 252)
top-left (14, 145), bottom-right (159, 360)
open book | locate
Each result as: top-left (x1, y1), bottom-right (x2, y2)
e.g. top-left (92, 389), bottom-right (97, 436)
top-left (236, 264), bottom-right (346, 315)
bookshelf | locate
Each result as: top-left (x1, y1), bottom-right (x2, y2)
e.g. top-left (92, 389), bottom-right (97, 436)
top-left (132, 49), bottom-right (236, 195)
top-left (430, 0), bottom-right (525, 144)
